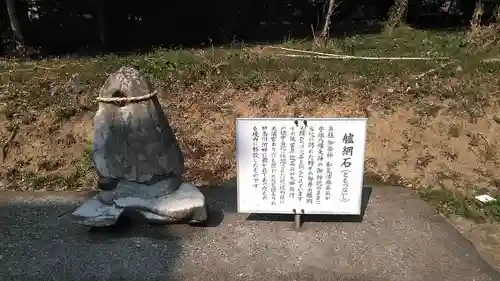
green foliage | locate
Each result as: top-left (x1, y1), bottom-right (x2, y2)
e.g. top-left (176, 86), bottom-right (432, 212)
top-left (420, 187), bottom-right (500, 222)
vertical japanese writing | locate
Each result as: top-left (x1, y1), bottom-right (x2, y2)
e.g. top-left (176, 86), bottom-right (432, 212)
top-left (261, 126), bottom-right (269, 201)
top-left (297, 126), bottom-right (306, 202)
top-left (271, 126), bottom-right (278, 205)
top-left (252, 126), bottom-right (259, 190)
top-left (288, 126), bottom-right (296, 199)
top-left (279, 127), bottom-right (287, 204)
top-left (306, 126), bottom-right (315, 205)
top-left (325, 126), bottom-right (335, 201)
top-left (316, 126), bottom-right (325, 204)
top-left (245, 120), bottom-right (363, 211)
top-left (340, 132), bottom-right (354, 202)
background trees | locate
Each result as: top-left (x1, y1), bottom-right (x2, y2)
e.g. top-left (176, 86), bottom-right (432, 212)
top-left (0, 0), bottom-right (495, 56)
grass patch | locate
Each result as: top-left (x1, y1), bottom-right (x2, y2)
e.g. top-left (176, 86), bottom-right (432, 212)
top-left (420, 187), bottom-right (500, 223)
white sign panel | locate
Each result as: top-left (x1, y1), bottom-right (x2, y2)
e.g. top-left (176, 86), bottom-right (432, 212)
top-left (236, 118), bottom-right (367, 215)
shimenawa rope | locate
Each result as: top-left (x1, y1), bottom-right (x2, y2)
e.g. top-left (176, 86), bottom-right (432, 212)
top-left (96, 90), bottom-right (158, 103)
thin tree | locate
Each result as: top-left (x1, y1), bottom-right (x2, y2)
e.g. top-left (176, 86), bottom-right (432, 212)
top-left (385, 0), bottom-right (409, 35)
top-left (5, 0), bottom-right (24, 45)
top-left (473, 1), bottom-right (483, 23)
top-left (95, 0), bottom-right (106, 50)
top-left (315, 0), bottom-right (339, 46)
top-left (495, 2), bottom-right (500, 22)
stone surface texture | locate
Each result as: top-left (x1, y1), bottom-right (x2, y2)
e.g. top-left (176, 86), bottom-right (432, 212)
top-left (1, 185), bottom-right (499, 281)
top-left (71, 66), bottom-right (207, 226)
top-left (93, 66), bottom-right (184, 183)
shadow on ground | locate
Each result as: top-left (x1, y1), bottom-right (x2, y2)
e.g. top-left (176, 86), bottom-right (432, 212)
top-left (201, 178), bottom-right (372, 228)
top-left (245, 187), bottom-right (372, 225)
top-left (0, 196), bottom-right (184, 280)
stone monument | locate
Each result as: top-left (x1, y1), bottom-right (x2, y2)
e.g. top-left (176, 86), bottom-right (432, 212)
top-left (70, 66), bottom-right (208, 227)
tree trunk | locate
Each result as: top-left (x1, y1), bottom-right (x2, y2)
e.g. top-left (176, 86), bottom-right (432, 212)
top-left (471, 0), bottom-right (483, 27)
top-left (385, 0), bottom-right (409, 35)
top-left (494, 2), bottom-right (500, 22)
top-left (95, 0), bottom-right (106, 50)
top-left (316, 0), bottom-right (337, 46)
top-left (5, 0), bottom-right (24, 44)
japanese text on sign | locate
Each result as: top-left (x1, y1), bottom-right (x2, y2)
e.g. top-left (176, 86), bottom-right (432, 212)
top-left (237, 118), bottom-right (367, 215)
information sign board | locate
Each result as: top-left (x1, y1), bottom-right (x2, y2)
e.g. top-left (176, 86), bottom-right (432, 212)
top-left (236, 118), bottom-right (367, 215)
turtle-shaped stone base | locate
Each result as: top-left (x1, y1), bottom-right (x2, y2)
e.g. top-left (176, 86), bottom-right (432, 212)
top-left (71, 182), bottom-right (208, 227)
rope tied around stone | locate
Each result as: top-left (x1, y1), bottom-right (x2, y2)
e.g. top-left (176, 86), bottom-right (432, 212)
top-left (96, 90), bottom-right (159, 104)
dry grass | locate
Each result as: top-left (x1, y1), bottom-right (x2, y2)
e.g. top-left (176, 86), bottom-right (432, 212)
top-left (467, 1), bottom-right (500, 54)
top-left (1, 25), bottom-right (500, 220)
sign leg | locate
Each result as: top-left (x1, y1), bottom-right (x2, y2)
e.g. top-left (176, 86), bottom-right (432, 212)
top-left (294, 214), bottom-right (301, 230)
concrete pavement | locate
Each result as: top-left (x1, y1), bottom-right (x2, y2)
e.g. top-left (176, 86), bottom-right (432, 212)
top-left (1, 184), bottom-right (499, 281)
